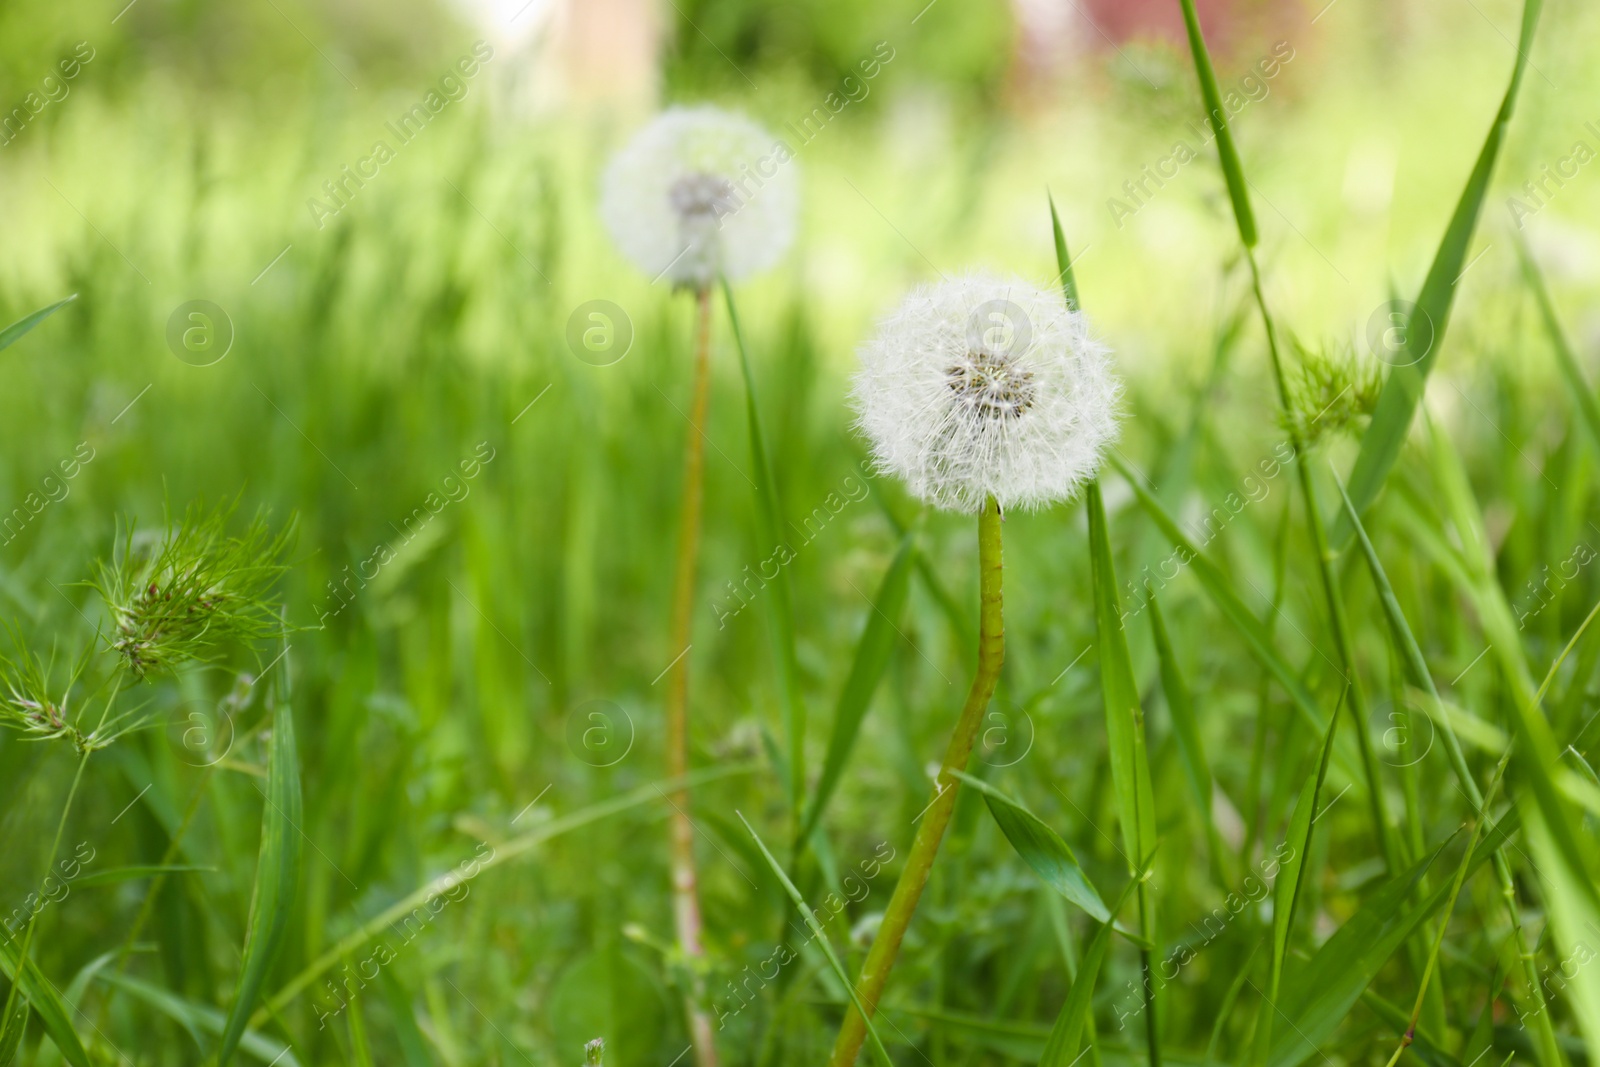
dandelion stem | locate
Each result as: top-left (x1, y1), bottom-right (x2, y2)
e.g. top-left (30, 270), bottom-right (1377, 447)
top-left (665, 284), bottom-right (718, 1067)
top-left (1, 750), bottom-right (89, 1026)
top-left (828, 494), bottom-right (1004, 1067)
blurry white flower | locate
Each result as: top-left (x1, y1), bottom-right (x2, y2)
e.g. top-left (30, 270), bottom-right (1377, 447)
top-left (853, 275), bottom-right (1120, 513)
top-left (600, 105), bottom-right (798, 290)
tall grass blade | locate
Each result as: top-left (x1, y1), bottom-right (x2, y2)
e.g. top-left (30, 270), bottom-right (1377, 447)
top-left (1037, 871), bottom-right (1145, 1067)
top-left (735, 812), bottom-right (894, 1067)
top-left (724, 280), bottom-right (808, 815)
top-left (1270, 696), bottom-right (1339, 998)
top-left (377, 969), bottom-right (436, 1067)
top-left (1516, 235), bottom-right (1600, 458)
top-left (1147, 591), bottom-right (1228, 884)
top-left (1268, 815), bottom-right (1517, 1067)
top-left (798, 523), bottom-right (919, 846)
top-left (1048, 193), bottom-right (1081, 310)
top-left (218, 692), bottom-right (304, 1067)
top-left (1109, 455), bottom-right (1328, 737)
top-left (1085, 479), bottom-right (1160, 1066)
top-left (0, 294), bottom-right (77, 353)
top-left (1174, 0), bottom-right (1258, 245)
top-left (1333, 0), bottom-right (1543, 542)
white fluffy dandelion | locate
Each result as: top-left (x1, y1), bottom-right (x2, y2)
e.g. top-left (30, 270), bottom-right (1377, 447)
top-left (853, 274), bottom-right (1120, 513)
top-left (600, 105), bottom-right (799, 291)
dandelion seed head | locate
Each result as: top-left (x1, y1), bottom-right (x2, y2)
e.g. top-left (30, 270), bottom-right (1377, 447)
top-left (853, 274), bottom-right (1121, 513)
top-left (600, 105), bottom-right (798, 290)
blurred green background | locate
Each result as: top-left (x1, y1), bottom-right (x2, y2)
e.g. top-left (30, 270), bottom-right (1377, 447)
top-left (2, 0), bottom-right (1599, 1063)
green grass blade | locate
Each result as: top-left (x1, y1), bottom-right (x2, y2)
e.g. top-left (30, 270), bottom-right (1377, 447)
top-left (0, 999), bottom-right (23, 1067)
top-left (1085, 479), bottom-right (1162, 1067)
top-left (1271, 700), bottom-right (1338, 987)
top-left (735, 811), bottom-right (894, 1067)
top-left (947, 770), bottom-right (1109, 923)
top-left (1038, 859), bottom-right (1148, 1067)
top-left (218, 693), bottom-right (304, 1067)
top-left (1109, 455), bottom-right (1327, 736)
top-left (0, 294), bottom-right (77, 353)
top-left (1086, 480), bottom-right (1157, 872)
top-left (1331, 468), bottom-right (1478, 804)
top-left (1268, 813), bottom-right (1518, 1067)
top-left (724, 279), bottom-right (808, 815)
top-left (258, 763), bottom-right (756, 1022)
top-left (1517, 234), bottom-right (1600, 457)
top-left (1332, 0), bottom-right (1543, 542)
top-left (1174, 0), bottom-right (1257, 246)
top-left (1147, 591), bottom-right (1228, 884)
top-left (798, 523), bottom-right (919, 846)
top-left (1048, 193), bottom-right (1080, 310)
top-left (73, 865), bottom-right (215, 889)
top-left (377, 969), bottom-right (436, 1067)
top-left (0, 941), bottom-right (90, 1067)
top-left (98, 973), bottom-right (300, 1066)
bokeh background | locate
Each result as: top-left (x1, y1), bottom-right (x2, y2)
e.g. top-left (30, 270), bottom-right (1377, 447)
top-left (1, 0), bottom-right (1599, 1064)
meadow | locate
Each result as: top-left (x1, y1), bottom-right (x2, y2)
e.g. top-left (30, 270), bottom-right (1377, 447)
top-left (1, 0), bottom-right (1600, 1065)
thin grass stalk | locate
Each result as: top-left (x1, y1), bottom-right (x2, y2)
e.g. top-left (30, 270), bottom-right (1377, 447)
top-left (827, 495), bottom-right (1004, 1067)
top-left (1245, 251), bottom-right (1399, 873)
top-left (665, 285), bottom-right (719, 1067)
top-left (1172, 0), bottom-right (1398, 871)
top-left (1384, 750), bottom-right (1511, 1067)
top-left (1333, 470), bottom-right (1569, 1067)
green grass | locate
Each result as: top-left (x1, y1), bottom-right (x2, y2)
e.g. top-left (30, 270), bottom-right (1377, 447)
top-left (2, 0), bottom-right (1600, 1064)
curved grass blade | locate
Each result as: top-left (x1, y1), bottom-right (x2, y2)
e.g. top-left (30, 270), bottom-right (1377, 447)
top-left (1147, 591), bottom-right (1228, 885)
top-left (1173, 0), bottom-right (1257, 246)
top-left (0, 941), bottom-right (90, 1067)
top-left (1038, 860), bottom-right (1147, 1067)
top-left (1332, 0), bottom-right (1543, 543)
top-left (947, 770), bottom-right (1109, 923)
top-left (1272, 696), bottom-right (1339, 974)
top-left (1108, 455), bottom-right (1328, 739)
top-left (798, 522), bottom-right (919, 846)
top-left (0, 295), bottom-right (77, 353)
top-left (1267, 813), bottom-right (1518, 1067)
top-left (0, 999), bottom-right (25, 1067)
top-left (1517, 234), bottom-right (1600, 457)
top-left (257, 763), bottom-right (756, 1023)
top-left (735, 811), bottom-right (894, 1067)
top-left (98, 972), bottom-right (300, 1066)
top-left (724, 280), bottom-right (808, 816)
top-left (218, 694), bottom-right (304, 1067)
top-left (377, 968), bottom-right (435, 1067)
top-left (73, 865), bottom-right (215, 889)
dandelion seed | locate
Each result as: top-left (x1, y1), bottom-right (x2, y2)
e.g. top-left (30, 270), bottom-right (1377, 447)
top-left (853, 274), bottom-right (1121, 513)
top-left (600, 105), bottom-right (798, 291)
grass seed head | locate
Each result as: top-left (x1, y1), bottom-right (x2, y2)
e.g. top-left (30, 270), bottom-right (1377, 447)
top-left (852, 273), bottom-right (1121, 512)
top-left (92, 503), bottom-right (294, 681)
